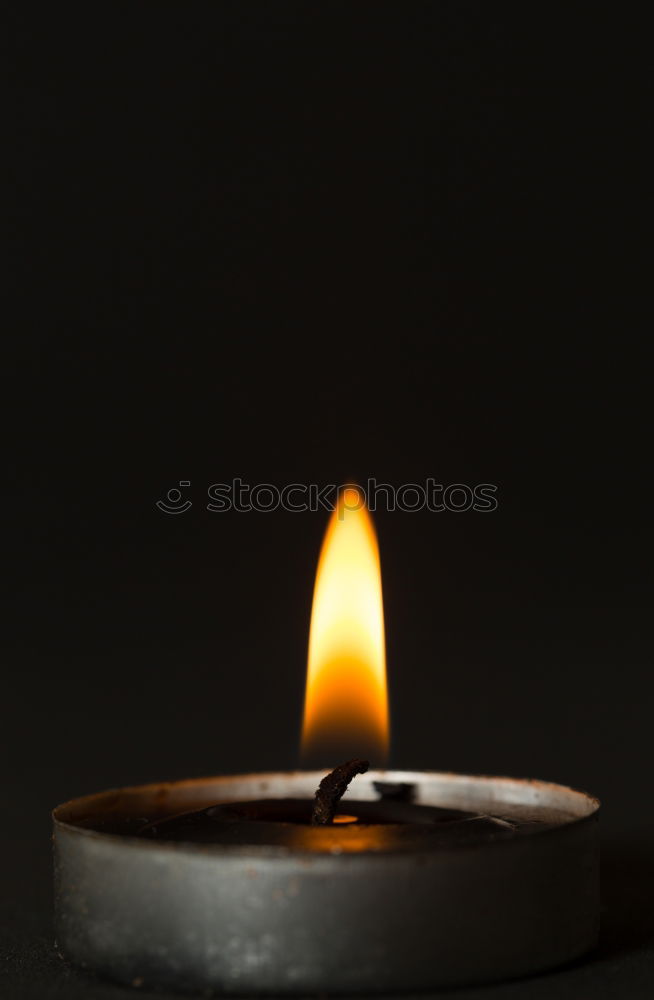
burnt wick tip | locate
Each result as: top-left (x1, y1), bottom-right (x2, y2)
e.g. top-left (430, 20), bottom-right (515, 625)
top-left (311, 758), bottom-right (370, 826)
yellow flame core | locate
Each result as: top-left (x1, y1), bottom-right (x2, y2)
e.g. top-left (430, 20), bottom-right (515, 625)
top-left (301, 487), bottom-right (389, 765)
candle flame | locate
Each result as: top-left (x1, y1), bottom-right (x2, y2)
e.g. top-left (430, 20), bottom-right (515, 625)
top-left (301, 486), bottom-right (389, 765)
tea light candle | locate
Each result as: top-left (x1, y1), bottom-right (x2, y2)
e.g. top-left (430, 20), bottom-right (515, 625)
top-left (53, 487), bottom-right (599, 993)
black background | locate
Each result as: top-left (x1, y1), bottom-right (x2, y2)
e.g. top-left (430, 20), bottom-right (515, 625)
top-left (4, 3), bottom-right (652, 998)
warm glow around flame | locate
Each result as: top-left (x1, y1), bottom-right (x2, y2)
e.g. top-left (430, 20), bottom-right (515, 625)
top-left (301, 486), bottom-right (389, 765)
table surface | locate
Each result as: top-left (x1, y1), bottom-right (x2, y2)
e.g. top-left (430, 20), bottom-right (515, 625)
top-left (2, 819), bottom-right (653, 1000)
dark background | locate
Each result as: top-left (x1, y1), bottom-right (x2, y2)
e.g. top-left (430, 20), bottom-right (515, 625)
top-left (4, 3), bottom-right (651, 998)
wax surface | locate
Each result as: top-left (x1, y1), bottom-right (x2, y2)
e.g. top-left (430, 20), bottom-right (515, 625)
top-left (136, 797), bottom-right (572, 852)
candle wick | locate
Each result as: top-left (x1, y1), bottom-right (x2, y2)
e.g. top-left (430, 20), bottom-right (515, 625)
top-left (311, 759), bottom-right (370, 826)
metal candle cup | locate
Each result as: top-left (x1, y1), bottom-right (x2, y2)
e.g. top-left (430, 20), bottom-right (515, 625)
top-left (53, 769), bottom-right (599, 994)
